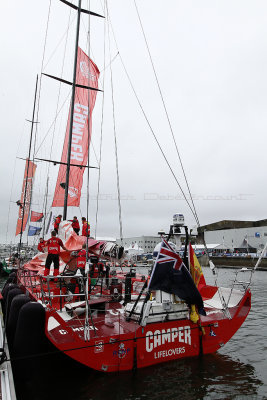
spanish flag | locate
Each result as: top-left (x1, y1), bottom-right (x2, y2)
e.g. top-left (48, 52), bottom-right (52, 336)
top-left (189, 243), bottom-right (206, 291)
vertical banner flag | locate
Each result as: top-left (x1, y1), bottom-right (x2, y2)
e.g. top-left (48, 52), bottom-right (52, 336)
top-left (15, 159), bottom-right (37, 236)
top-left (30, 211), bottom-right (44, 222)
top-left (148, 239), bottom-right (205, 310)
top-left (52, 48), bottom-right (100, 207)
top-left (189, 243), bottom-right (206, 291)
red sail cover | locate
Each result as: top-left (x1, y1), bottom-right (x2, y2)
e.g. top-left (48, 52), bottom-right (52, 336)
top-left (52, 48), bottom-right (100, 207)
top-left (30, 211), bottom-right (44, 222)
top-left (15, 159), bottom-right (37, 236)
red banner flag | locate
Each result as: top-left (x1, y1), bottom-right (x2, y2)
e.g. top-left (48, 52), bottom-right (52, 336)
top-left (52, 48), bottom-right (100, 207)
top-left (189, 243), bottom-right (206, 291)
top-left (30, 211), bottom-right (44, 222)
top-left (15, 159), bottom-right (37, 236)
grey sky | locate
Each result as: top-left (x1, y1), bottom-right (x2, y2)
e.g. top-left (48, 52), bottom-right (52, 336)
top-left (1, 0), bottom-right (267, 244)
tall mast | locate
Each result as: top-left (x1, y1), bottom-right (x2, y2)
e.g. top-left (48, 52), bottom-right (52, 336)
top-left (19, 75), bottom-right (39, 253)
top-left (63, 0), bottom-right (82, 220)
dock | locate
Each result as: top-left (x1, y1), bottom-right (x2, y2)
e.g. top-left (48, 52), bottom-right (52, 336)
top-left (0, 299), bottom-right (17, 400)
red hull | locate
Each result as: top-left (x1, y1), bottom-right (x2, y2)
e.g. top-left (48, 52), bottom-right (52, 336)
top-left (44, 288), bottom-right (251, 372)
top-left (13, 269), bottom-right (251, 372)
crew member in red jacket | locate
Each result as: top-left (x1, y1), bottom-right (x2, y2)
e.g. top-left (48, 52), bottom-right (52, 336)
top-left (44, 230), bottom-right (67, 277)
top-left (76, 244), bottom-right (91, 297)
top-left (37, 238), bottom-right (46, 253)
top-left (54, 214), bottom-right (62, 234)
top-left (77, 244), bottom-right (87, 271)
top-left (81, 217), bottom-right (90, 237)
top-left (69, 216), bottom-right (80, 235)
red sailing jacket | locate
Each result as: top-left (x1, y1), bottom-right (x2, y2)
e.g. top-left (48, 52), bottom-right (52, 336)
top-left (37, 241), bottom-right (46, 253)
top-left (82, 221), bottom-right (90, 236)
top-left (46, 237), bottom-right (64, 254)
top-left (54, 217), bottom-right (61, 230)
top-left (77, 249), bottom-right (86, 269)
top-left (69, 219), bottom-right (80, 230)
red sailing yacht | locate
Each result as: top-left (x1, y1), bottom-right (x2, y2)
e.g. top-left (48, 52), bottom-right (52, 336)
top-left (2, 1), bottom-right (252, 374)
top-left (40, 283), bottom-right (252, 372)
top-left (5, 218), bottom-right (250, 372)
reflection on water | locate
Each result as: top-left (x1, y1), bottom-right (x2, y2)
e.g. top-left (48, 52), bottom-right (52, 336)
top-left (85, 354), bottom-right (262, 400)
top-left (15, 352), bottom-right (261, 400)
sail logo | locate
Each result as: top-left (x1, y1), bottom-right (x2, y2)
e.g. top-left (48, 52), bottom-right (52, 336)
top-left (146, 326), bottom-right (191, 353)
top-left (80, 61), bottom-right (97, 81)
top-left (68, 186), bottom-right (78, 198)
top-left (71, 103), bottom-right (89, 163)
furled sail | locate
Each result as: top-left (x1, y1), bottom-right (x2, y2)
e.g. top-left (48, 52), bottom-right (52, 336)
top-left (15, 158), bottom-right (37, 235)
top-left (52, 47), bottom-right (100, 207)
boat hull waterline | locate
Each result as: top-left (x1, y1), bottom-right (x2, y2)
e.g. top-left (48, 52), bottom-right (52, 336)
top-left (43, 288), bottom-right (251, 372)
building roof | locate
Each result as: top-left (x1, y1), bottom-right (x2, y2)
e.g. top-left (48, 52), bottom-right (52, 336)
top-left (198, 219), bottom-right (267, 233)
top-left (182, 244), bottom-right (229, 250)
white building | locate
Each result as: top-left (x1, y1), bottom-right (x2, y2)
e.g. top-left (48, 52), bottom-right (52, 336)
top-left (198, 219), bottom-right (267, 253)
top-left (117, 236), bottom-right (161, 253)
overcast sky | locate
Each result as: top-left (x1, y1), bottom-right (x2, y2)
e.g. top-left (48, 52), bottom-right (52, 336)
top-left (1, 0), bottom-right (267, 244)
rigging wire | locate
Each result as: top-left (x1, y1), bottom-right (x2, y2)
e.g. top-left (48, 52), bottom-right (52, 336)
top-left (84, 0), bottom-right (95, 340)
top-left (43, 5), bottom-right (73, 218)
top-left (9, 1), bottom-right (52, 245)
top-left (5, 159), bottom-right (20, 244)
top-left (31, 0), bottom-right (52, 229)
top-left (99, 51), bottom-right (119, 74)
top-left (32, 1), bottom-right (73, 234)
top-left (86, 0), bottom-right (92, 234)
top-left (43, 15), bottom-right (76, 71)
top-left (133, 0), bottom-right (200, 228)
top-left (81, 10), bottom-right (96, 63)
top-left (94, 1), bottom-right (107, 238)
top-left (34, 90), bottom-right (72, 155)
top-left (133, 2), bottom-right (218, 280)
top-left (102, 4), bottom-right (218, 284)
top-left (33, 0), bottom-right (52, 158)
top-left (106, 2), bottom-right (123, 244)
top-left (47, 6), bottom-right (72, 174)
top-left (105, 10), bottom-right (197, 224)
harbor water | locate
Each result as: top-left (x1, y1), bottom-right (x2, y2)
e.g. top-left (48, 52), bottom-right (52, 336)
top-left (1, 267), bottom-right (267, 400)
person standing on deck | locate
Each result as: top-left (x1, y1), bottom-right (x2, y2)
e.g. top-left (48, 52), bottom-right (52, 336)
top-left (76, 243), bottom-right (91, 297)
top-left (54, 215), bottom-right (62, 234)
top-left (68, 216), bottom-right (80, 235)
top-left (77, 243), bottom-right (87, 272)
top-left (37, 238), bottom-right (46, 253)
top-left (81, 217), bottom-right (90, 237)
top-left (44, 230), bottom-right (67, 277)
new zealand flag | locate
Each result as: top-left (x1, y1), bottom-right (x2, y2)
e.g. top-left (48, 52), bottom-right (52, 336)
top-left (148, 240), bottom-right (205, 312)
top-left (28, 225), bottom-right (42, 236)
